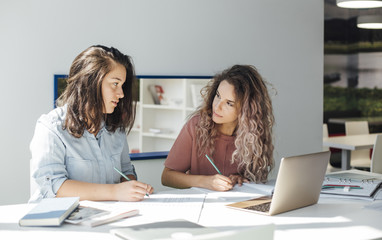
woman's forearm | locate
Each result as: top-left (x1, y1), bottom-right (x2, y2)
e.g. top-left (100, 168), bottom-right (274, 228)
top-left (161, 167), bottom-right (206, 189)
top-left (56, 179), bottom-right (117, 201)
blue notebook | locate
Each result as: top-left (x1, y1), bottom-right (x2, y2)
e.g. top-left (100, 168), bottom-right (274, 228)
top-left (19, 197), bottom-right (79, 227)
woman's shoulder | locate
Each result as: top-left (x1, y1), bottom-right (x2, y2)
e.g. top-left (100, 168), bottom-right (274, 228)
top-left (184, 114), bottom-right (201, 130)
top-left (37, 106), bottom-right (67, 129)
top-left (188, 114), bottom-right (200, 124)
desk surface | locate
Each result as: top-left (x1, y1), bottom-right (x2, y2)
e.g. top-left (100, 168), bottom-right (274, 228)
top-left (323, 133), bottom-right (379, 151)
top-left (1, 188), bottom-right (382, 240)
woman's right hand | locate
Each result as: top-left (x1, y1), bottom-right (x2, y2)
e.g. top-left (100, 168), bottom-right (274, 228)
top-left (114, 180), bottom-right (153, 202)
top-left (203, 174), bottom-right (233, 191)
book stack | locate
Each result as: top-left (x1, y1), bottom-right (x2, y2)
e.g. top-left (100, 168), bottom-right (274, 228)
top-left (19, 197), bottom-right (79, 227)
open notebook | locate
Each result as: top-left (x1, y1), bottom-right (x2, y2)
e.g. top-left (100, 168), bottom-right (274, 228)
top-left (227, 151), bottom-right (330, 216)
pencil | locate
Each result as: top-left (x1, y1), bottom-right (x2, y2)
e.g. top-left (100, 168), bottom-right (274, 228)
top-left (113, 167), bottom-right (150, 197)
top-left (322, 185), bottom-right (363, 189)
top-left (205, 154), bottom-right (222, 175)
top-left (323, 184), bottom-right (362, 188)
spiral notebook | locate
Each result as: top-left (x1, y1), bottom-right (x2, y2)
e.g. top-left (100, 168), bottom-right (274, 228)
top-left (321, 169), bottom-right (382, 199)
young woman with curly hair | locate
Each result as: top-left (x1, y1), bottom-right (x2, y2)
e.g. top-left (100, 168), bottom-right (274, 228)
top-left (161, 65), bottom-right (274, 191)
top-left (29, 45), bottom-right (153, 202)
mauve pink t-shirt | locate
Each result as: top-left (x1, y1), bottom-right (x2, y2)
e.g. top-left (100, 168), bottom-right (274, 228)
top-left (165, 115), bottom-right (239, 176)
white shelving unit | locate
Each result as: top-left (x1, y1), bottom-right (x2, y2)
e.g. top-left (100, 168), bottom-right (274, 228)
top-left (127, 76), bottom-right (211, 153)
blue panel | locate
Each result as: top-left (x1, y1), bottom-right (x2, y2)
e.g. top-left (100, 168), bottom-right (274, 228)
top-left (130, 151), bottom-right (169, 161)
top-left (53, 74), bottom-right (68, 108)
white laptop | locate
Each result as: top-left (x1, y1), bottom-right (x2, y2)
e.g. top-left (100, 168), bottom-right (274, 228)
top-left (227, 151), bottom-right (330, 216)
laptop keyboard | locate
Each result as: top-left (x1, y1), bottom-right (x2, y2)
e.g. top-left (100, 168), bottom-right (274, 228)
top-left (244, 202), bottom-right (271, 212)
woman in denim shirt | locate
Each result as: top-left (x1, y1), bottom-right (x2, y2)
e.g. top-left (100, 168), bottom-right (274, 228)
top-left (29, 45), bottom-right (153, 202)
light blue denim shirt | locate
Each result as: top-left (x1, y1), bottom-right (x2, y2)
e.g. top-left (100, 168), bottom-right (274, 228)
top-left (29, 105), bottom-right (136, 202)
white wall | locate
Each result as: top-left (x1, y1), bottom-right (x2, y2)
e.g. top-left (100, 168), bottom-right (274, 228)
top-left (0, 0), bottom-right (323, 205)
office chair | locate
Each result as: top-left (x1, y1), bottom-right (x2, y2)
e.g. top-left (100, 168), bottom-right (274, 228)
top-left (324, 123), bottom-right (342, 172)
top-left (371, 134), bottom-right (382, 174)
top-left (345, 121), bottom-right (371, 170)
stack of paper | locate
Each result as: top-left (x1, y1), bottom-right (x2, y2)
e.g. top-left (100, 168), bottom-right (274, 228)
top-left (124, 189), bottom-right (207, 223)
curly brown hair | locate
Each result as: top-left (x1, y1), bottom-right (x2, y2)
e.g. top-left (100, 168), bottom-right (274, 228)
top-left (194, 65), bottom-right (274, 182)
top-left (57, 45), bottom-right (137, 138)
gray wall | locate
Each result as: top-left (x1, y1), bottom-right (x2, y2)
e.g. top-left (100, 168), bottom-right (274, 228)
top-left (0, 0), bottom-right (324, 205)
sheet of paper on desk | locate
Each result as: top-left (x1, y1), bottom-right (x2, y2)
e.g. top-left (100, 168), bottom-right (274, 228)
top-left (240, 181), bottom-right (275, 195)
top-left (192, 181), bottom-right (275, 201)
top-left (141, 188), bottom-right (206, 204)
top-left (121, 189), bottom-right (207, 223)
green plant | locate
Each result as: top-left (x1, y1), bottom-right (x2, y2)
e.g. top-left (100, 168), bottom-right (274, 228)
top-left (324, 85), bottom-right (382, 117)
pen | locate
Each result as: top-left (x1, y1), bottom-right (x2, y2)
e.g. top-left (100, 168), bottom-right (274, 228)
top-left (205, 154), bottom-right (222, 175)
top-left (322, 185), bottom-right (363, 189)
top-left (323, 184), bottom-right (362, 188)
top-left (113, 167), bottom-right (150, 197)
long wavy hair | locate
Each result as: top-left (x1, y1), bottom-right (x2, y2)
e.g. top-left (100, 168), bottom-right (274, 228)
top-left (195, 65), bottom-right (274, 182)
top-left (57, 45), bottom-right (137, 138)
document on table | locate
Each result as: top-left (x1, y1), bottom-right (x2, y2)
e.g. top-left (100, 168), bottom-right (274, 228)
top-left (62, 190), bottom-right (206, 226)
top-left (192, 180), bottom-right (275, 202)
top-left (122, 188), bottom-right (207, 223)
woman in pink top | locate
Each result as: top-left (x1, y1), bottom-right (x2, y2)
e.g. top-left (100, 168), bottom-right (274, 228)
top-left (162, 65), bottom-right (274, 191)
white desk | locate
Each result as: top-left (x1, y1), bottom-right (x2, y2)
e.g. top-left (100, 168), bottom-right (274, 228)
top-left (1, 188), bottom-right (382, 240)
top-left (323, 133), bottom-right (379, 170)
top-left (329, 116), bottom-right (382, 126)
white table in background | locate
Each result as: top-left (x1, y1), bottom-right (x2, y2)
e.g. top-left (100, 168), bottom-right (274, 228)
top-left (323, 133), bottom-right (380, 170)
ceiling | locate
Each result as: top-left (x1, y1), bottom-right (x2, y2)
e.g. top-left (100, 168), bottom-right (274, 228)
top-left (325, 0), bottom-right (382, 20)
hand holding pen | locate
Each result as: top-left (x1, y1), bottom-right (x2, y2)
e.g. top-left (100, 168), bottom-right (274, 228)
top-left (204, 154), bottom-right (233, 191)
top-left (114, 167), bottom-right (152, 200)
top-left (205, 154), bottom-right (249, 189)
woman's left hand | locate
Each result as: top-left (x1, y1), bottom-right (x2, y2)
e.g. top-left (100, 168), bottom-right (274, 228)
top-left (228, 174), bottom-right (249, 186)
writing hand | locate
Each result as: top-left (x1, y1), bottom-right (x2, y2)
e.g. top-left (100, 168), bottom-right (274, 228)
top-left (114, 180), bottom-right (154, 201)
top-left (204, 174), bottom-right (233, 191)
top-left (229, 174), bottom-right (249, 186)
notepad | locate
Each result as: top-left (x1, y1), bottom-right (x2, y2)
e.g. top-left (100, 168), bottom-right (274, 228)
top-left (19, 197), bottom-right (79, 227)
top-left (321, 169), bottom-right (382, 199)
